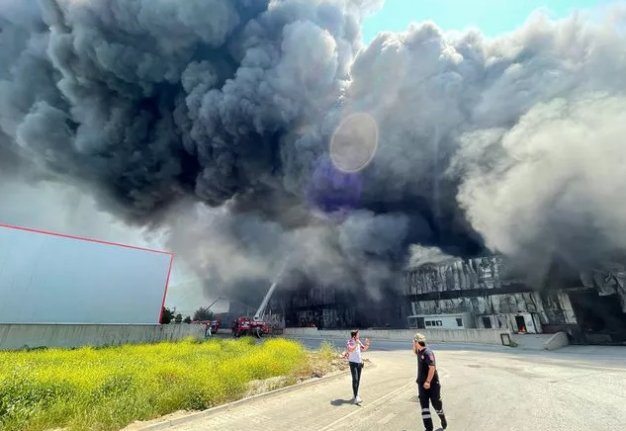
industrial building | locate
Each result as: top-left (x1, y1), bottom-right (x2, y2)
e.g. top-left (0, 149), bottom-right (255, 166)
top-left (405, 255), bottom-right (626, 344)
top-left (255, 250), bottom-right (626, 345)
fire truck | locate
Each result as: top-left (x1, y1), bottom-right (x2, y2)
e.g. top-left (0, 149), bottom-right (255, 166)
top-left (192, 298), bottom-right (222, 337)
top-left (232, 272), bottom-right (285, 338)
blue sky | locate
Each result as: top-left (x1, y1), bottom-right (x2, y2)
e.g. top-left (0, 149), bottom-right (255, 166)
top-left (362, 0), bottom-right (616, 42)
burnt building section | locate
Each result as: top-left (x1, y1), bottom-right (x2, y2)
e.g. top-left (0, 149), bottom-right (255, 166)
top-left (270, 283), bottom-right (405, 329)
top-left (577, 263), bottom-right (626, 344)
top-left (405, 256), bottom-right (626, 344)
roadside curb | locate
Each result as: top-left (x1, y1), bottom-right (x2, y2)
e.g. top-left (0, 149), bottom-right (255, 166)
top-left (132, 361), bottom-right (376, 430)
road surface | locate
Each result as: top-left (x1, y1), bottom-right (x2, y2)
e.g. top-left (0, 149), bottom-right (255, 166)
top-left (162, 338), bottom-right (626, 431)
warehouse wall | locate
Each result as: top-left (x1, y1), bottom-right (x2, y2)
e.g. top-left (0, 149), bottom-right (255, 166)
top-left (284, 327), bottom-right (511, 346)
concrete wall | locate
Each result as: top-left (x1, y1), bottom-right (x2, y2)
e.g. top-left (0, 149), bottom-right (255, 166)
top-left (284, 327), bottom-right (511, 346)
top-left (543, 332), bottom-right (570, 351)
top-left (511, 332), bottom-right (571, 350)
top-left (0, 324), bottom-right (205, 351)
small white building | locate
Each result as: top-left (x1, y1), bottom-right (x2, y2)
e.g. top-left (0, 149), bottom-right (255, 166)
top-left (408, 312), bottom-right (475, 330)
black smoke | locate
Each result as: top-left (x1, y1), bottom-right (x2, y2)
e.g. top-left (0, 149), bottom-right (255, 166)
top-left (2, 1), bottom-right (626, 300)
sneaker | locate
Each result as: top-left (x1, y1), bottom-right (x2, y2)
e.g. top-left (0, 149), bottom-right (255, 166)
top-left (355, 396), bottom-right (362, 404)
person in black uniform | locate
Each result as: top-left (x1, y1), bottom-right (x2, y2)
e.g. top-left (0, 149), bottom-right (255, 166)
top-left (413, 333), bottom-right (447, 431)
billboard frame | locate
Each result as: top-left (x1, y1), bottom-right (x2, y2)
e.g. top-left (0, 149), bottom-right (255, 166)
top-left (0, 222), bottom-right (175, 325)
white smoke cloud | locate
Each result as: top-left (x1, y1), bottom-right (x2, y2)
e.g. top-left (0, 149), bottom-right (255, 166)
top-left (406, 245), bottom-right (456, 269)
top-left (162, 202), bottom-right (407, 302)
top-left (453, 94), bottom-right (626, 268)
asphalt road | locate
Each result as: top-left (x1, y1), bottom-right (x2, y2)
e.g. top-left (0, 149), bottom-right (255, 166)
top-left (162, 337), bottom-right (626, 431)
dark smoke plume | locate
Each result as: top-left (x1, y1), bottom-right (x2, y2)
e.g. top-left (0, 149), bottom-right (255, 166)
top-left (2, 1), bottom-right (626, 300)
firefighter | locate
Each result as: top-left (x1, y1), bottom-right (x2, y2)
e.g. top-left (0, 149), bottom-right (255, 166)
top-left (413, 333), bottom-right (447, 431)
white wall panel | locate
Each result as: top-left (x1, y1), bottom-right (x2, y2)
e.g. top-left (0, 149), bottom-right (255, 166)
top-left (0, 224), bottom-right (173, 324)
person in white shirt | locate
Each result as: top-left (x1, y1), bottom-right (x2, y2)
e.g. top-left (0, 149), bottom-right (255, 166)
top-left (346, 329), bottom-right (370, 404)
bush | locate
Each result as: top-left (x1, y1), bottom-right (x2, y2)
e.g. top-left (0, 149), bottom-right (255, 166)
top-left (160, 307), bottom-right (173, 324)
top-left (192, 307), bottom-right (215, 321)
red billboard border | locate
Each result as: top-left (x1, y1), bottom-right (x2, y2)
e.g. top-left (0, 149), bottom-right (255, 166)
top-left (160, 255), bottom-right (175, 324)
top-left (0, 222), bottom-right (175, 325)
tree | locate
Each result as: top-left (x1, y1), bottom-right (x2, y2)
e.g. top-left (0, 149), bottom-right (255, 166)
top-left (174, 313), bottom-right (183, 324)
top-left (193, 306), bottom-right (214, 321)
top-left (183, 316), bottom-right (192, 324)
top-left (160, 307), bottom-right (173, 324)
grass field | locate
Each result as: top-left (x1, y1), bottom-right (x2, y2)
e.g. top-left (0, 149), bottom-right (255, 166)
top-left (0, 337), bottom-right (336, 431)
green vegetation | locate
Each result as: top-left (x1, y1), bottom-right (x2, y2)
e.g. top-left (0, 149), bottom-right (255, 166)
top-left (192, 307), bottom-right (214, 322)
top-left (0, 337), bottom-right (324, 431)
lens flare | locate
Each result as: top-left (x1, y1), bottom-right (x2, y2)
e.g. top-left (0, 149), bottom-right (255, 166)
top-left (330, 112), bottom-right (379, 173)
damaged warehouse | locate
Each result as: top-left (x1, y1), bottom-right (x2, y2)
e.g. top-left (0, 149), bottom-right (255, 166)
top-left (266, 254), bottom-right (626, 345)
top-left (270, 277), bottom-right (405, 330)
top-left (405, 256), bottom-right (626, 345)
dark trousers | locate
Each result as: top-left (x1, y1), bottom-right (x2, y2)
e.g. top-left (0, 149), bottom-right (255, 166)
top-left (418, 382), bottom-right (446, 430)
top-left (349, 362), bottom-right (363, 398)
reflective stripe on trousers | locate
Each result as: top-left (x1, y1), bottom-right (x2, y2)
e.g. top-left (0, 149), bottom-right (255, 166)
top-left (418, 383), bottom-right (446, 431)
